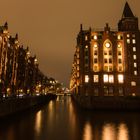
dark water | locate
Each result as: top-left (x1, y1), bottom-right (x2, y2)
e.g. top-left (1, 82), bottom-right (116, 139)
top-left (0, 96), bottom-right (140, 140)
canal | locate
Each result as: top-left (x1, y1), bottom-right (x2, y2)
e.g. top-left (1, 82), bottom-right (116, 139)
top-left (0, 95), bottom-right (140, 140)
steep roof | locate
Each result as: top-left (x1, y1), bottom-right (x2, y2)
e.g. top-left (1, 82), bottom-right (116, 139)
top-left (122, 2), bottom-right (134, 18)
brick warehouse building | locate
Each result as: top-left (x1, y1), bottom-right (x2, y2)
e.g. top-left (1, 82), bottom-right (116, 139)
top-left (70, 2), bottom-right (140, 97)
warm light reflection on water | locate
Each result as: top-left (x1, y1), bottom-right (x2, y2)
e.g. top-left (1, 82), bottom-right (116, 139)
top-left (118, 123), bottom-right (129, 140)
top-left (83, 122), bottom-right (93, 140)
top-left (35, 110), bottom-right (42, 135)
top-left (0, 96), bottom-right (140, 140)
top-left (102, 123), bottom-right (116, 140)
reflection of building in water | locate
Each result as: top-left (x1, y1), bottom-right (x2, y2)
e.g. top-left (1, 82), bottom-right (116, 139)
top-left (70, 2), bottom-right (140, 97)
top-left (102, 123), bottom-right (129, 140)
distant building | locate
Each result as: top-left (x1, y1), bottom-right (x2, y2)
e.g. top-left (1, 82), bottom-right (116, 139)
top-left (70, 2), bottom-right (140, 97)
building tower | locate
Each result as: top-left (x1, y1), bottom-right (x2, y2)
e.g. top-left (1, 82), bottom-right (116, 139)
top-left (70, 2), bottom-right (140, 97)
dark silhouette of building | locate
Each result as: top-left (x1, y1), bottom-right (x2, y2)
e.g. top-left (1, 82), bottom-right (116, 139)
top-left (70, 2), bottom-right (140, 97)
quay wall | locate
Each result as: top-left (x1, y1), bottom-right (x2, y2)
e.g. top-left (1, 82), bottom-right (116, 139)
top-left (0, 94), bottom-right (56, 117)
top-left (72, 94), bottom-right (140, 110)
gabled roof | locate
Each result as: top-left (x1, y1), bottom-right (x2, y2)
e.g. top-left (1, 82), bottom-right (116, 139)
top-left (122, 2), bottom-right (134, 18)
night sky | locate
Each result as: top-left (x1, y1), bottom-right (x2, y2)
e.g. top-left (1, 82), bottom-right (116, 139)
top-left (0, 0), bottom-right (140, 87)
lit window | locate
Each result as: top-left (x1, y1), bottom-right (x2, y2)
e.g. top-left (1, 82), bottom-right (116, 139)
top-left (104, 74), bottom-right (108, 83)
top-left (127, 34), bottom-right (130, 38)
top-left (133, 55), bottom-right (137, 60)
top-left (85, 75), bottom-right (89, 83)
top-left (93, 75), bottom-right (99, 83)
top-left (94, 35), bottom-right (97, 40)
top-left (94, 44), bottom-right (98, 48)
top-left (127, 39), bottom-right (130, 44)
top-left (118, 44), bottom-right (121, 48)
top-left (132, 39), bottom-right (136, 44)
top-left (134, 71), bottom-right (137, 75)
top-left (118, 74), bottom-right (124, 83)
top-left (77, 60), bottom-right (79, 64)
top-left (117, 35), bottom-right (121, 40)
top-left (131, 81), bottom-right (136, 86)
top-left (85, 36), bottom-right (88, 41)
top-left (109, 75), bottom-right (114, 83)
top-left (77, 72), bottom-right (79, 77)
top-left (133, 47), bottom-right (136, 52)
top-left (134, 63), bottom-right (137, 67)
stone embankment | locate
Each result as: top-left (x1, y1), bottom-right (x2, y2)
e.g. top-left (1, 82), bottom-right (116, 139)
top-left (0, 93), bottom-right (57, 117)
top-left (72, 94), bottom-right (140, 110)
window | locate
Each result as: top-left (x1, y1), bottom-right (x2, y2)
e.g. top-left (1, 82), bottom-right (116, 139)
top-left (118, 51), bottom-right (121, 55)
top-left (118, 44), bottom-right (121, 48)
top-left (77, 60), bottom-right (79, 64)
top-left (133, 47), bottom-right (136, 52)
top-left (109, 66), bottom-right (113, 72)
top-left (94, 50), bottom-right (98, 55)
top-left (134, 71), bottom-right (137, 75)
top-left (132, 39), bottom-right (136, 44)
top-left (94, 88), bottom-right (99, 96)
top-left (109, 75), bottom-right (114, 83)
top-left (133, 55), bottom-right (137, 60)
top-left (132, 34), bottom-right (135, 38)
top-left (77, 72), bottom-right (79, 77)
top-left (104, 51), bottom-right (107, 55)
top-left (109, 50), bottom-right (112, 55)
top-left (127, 34), bottom-right (130, 38)
top-left (104, 74), bottom-right (108, 83)
top-left (93, 75), bottom-right (99, 83)
top-left (127, 39), bottom-right (130, 44)
top-left (94, 44), bottom-right (98, 48)
top-left (104, 86), bottom-right (108, 96)
top-left (109, 58), bottom-right (112, 63)
top-left (85, 59), bottom-right (88, 64)
top-left (85, 75), bottom-right (89, 83)
top-left (109, 87), bottom-right (114, 95)
top-left (118, 66), bottom-right (123, 72)
top-left (118, 59), bottom-right (122, 63)
top-left (134, 63), bottom-right (137, 68)
top-left (118, 87), bottom-right (124, 96)
top-left (94, 35), bottom-right (97, 40)
top-left (117, 35), bottom-right (121, 40)
top-left (85, 36), bottom-right (88, 41)
top-left (104, 59), bottom-right (107, 63)
top-left (118, 74), bottom-right (124, 83)
top-left (85, 45), bottom-right (88, 49)
top-left (94, 58), bottom-right (98, 63)
top-left (131, 81), bottom-right (136, 86)
top-left (93, 66), bottom-right (98, 72)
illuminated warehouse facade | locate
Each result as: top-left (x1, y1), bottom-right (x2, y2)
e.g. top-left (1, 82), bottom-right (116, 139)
top-left (70, 2), bottom-right (140, 96)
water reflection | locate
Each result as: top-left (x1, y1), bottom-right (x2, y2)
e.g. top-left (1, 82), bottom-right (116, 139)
top-left (118, 123), bottom-right (129, 140)
top-left (83, 121), bottom-right (93, 140)
top-left (0, 96), bottom-right (140, 140)
top-left (102, 123), bottom-right (116, 140)
top-left (35, 110), bottom-right (42, 135)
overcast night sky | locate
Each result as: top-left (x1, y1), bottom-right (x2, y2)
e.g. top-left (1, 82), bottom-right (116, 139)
top-left (0, 0), bottom-right (140, 87)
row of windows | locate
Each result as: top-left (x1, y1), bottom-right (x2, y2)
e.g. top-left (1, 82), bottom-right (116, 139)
top-left (85, 74), bottom-right (137, 86)
top-left (93, 87), bottom-right (124, 96)
top-left (85, 33), bottom-right (135, 42)
top-left (85, 74), bottom-right (124, 84)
